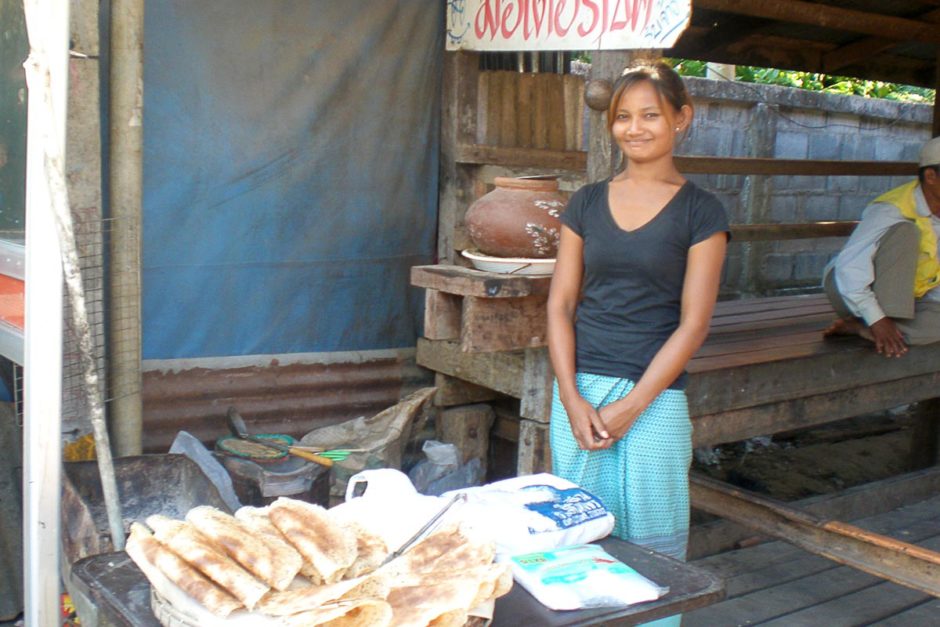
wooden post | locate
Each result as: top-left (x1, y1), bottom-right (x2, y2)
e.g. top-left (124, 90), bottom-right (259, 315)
top-left (933, 49), bottom-right (940, 138)
top-left (519, 347), bottom-right (553, 423)
top-left (22, 1), bottom-right (68, 622)
top-left (437, 403), bottom-right (495, 468)
top-left (909, 398), bottom-right (940, 470)
top-left (438, 51), bottom-right (479, 263)
top-left (586, 52), bottom-right (631, 182)
top-left (740, 102), bottom-right (778, 293)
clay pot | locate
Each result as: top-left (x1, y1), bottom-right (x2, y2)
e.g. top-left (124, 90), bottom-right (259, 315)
top-left (464, 176), bottom-right (566, 259)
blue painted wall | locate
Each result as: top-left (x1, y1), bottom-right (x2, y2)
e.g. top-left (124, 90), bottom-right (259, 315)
top-left (143, 1), bottom-right (442, 359)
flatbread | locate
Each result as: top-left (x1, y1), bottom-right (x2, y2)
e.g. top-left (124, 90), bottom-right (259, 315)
top-left (234, 506), bottom-right (311, 579)
top-left (186, 506), bottom-right (298, 591)
top-left (256, 572), bottom-right (389, 617)
top-left (343, 522), bottom-right (388, 579)
top-left (283, 599), bottom-right (393, 627)
top-left (146, 514), bottom-right (269, 610)
top-left (268, 498), bottom-right (357, 584)
top-left (125, 523), bottom-right (242, 618)
top-left (384, 525), bottom-right (495, 577)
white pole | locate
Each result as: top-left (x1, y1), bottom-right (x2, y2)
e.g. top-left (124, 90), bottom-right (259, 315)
top-left (22, 0), bottom-right (68, 624)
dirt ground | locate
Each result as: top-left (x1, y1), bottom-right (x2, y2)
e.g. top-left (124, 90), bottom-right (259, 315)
top-left (691, 407), bottom-right (919, 502)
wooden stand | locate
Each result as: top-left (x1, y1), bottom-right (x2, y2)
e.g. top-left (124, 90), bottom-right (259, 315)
top-left (412, 265), bottom-right (554, 474)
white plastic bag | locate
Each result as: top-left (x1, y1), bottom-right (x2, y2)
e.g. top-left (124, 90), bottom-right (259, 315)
top-left (442, 473), bottom-right (615, 558)
top-left (509, 544), bottom-right (667, 610)
top-left (408, 440), bottom-right (485, 496)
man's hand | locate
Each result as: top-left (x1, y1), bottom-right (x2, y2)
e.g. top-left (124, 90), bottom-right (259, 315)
top-left (868, 317), bottom-right (908, 358)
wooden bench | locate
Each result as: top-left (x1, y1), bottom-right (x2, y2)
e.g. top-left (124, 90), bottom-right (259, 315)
top-left (412, 264), bottom-right (940, 475)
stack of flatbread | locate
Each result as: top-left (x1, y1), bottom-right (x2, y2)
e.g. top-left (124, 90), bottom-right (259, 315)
top-left (125, 497), bottom-right (512, 626)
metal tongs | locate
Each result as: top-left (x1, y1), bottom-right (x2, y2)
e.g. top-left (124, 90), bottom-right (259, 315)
top-left (380, 492), bottom-right (468, 567)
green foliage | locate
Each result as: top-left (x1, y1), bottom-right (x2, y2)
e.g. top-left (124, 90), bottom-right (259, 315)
top-left (669, 59), bottom-right (935, 104)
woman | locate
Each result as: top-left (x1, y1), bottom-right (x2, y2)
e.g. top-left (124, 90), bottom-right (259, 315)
top-left (547, 60), bottom-right (729, 571)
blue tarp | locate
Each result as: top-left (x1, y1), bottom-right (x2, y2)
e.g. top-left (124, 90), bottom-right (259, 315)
top-left (143, 1), bottom-right (442, 359)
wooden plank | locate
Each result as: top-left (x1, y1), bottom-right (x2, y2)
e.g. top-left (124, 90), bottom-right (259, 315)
top-left (485, 71), bottom-right (502, 146)
top-left (562, 74), bottom-right (583, 151)
top-left (532, 73), bottom-right (549, 150)
top-left (433, 373), bottom-right (499, 407)
top-left (731, 221), bottom-right (857, 241)
top-left (437, 403), bottom-right (495, 466)
top-left (438, 51), bottom-right (479, 263)
top-left (544, 73), bottom-right (566, 151)
top-left (697, 508), bottom-right (940, 621)
top-left (499, 71), bottom-right (517, 147)
top-left (694, 0), bottom-right (940, 44)
top-left (492, 405), bottom-right (521, 443)
top-left (461, 294), bottom-right (547, 352)
top-left (867, 598), bottom-right (940, 626)
top-left (691, 371), bottom-right (940, 446)
top-left (694, 329), bottom-right (828, 360)
top-left (454, 145), bottom-right (918, 177)
top-left (410, 265), bottom-right (551, 298)
top-left (456, 143), bottom-right (586, 171)
top-left (759, 568), bottom-right (933, 626)
top-left (416, 338), bottom-right (524, 399)
top-left (712, 293), bottom-right (829, 314)
top-left (515, 72), bottom-right (534, 149)
top-left (519, 347), bottom-right (553, 423)
top-left (423, 290), bottom-right (461, 340)
top-left (690, 467), bottom-right (940, 560)
top-left (517, 418), bottom-right (551, 475)
top-left (694, 494), bottom-right (940, 579)
top-left (689, 475), bottom-right (940, 597)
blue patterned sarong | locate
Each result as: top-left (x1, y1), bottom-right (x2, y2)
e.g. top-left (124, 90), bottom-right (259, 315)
top-left (550, 373), bottom-right (692, 627)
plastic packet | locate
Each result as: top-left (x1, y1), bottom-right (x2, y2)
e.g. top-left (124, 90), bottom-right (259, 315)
top-left (509, 544), bottom-right (668, 610)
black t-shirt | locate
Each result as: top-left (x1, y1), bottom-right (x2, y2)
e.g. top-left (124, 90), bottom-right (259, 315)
top-left (560, 179), bottom-right (729, 389)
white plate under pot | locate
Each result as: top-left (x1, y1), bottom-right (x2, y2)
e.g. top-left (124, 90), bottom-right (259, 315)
top-left (461, 249), bottom-right (556, 276)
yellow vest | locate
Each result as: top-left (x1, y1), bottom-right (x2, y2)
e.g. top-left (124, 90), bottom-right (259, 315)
top-left (874, 180), bottom-right (940, 297)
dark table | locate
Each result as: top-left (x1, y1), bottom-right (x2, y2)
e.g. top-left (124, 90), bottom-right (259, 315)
top-left (69, 538), bottom-right (723, 626)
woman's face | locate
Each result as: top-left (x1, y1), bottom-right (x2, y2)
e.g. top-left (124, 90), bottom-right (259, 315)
top-left (609, 80), bottom-right (688, 166)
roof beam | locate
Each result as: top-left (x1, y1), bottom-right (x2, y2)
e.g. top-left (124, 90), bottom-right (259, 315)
top-left (822, 9), bottom-right (940, 73)
top-left (695, 0), bottom-right (940, 45)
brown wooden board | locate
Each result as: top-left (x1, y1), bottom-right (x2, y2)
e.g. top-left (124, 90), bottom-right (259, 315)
top-left (517, 419), bottom-right (550, 475)
top-left (423, 289), bottom-right (461, 340)
top-left (690, 467), bottom-right (940, 560)
top-left (685, 497), bottom-right (940, 626)
top-left (411, 265), bottom-right (551, 298)
top-left (417, 338), bottom-right (524, 399)
top-left (461, 294), bottom-right (548, 352)
top-left (438, 404), bottom-right (495, 467)
top-left (516, 72), bottom-right (534, 149)
top-left (433, 373), bottom-right (499, 407)
top-left (690, 372), bottom-right (940, 446)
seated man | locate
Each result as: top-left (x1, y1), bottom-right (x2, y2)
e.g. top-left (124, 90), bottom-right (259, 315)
top-left (823, 136), bottom-right (940, 357)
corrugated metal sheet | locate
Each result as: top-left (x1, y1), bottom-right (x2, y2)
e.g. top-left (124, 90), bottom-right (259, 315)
top-left (141, 352), bottom-right (428, 452)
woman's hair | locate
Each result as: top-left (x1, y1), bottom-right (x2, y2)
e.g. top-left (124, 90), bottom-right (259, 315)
top-left (606, 59), bottom-right (692, 133)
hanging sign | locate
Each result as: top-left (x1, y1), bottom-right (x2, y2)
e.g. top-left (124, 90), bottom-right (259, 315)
top-left (446, 0), bottom-right (692, 51)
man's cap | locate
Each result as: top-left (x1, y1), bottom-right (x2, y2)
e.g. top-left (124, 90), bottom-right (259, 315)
top-left (920, 136), bottom-right (940, 168)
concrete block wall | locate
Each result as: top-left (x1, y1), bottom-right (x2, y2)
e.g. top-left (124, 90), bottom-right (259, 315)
top-left (678, 77), bottom-right (934, 296)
